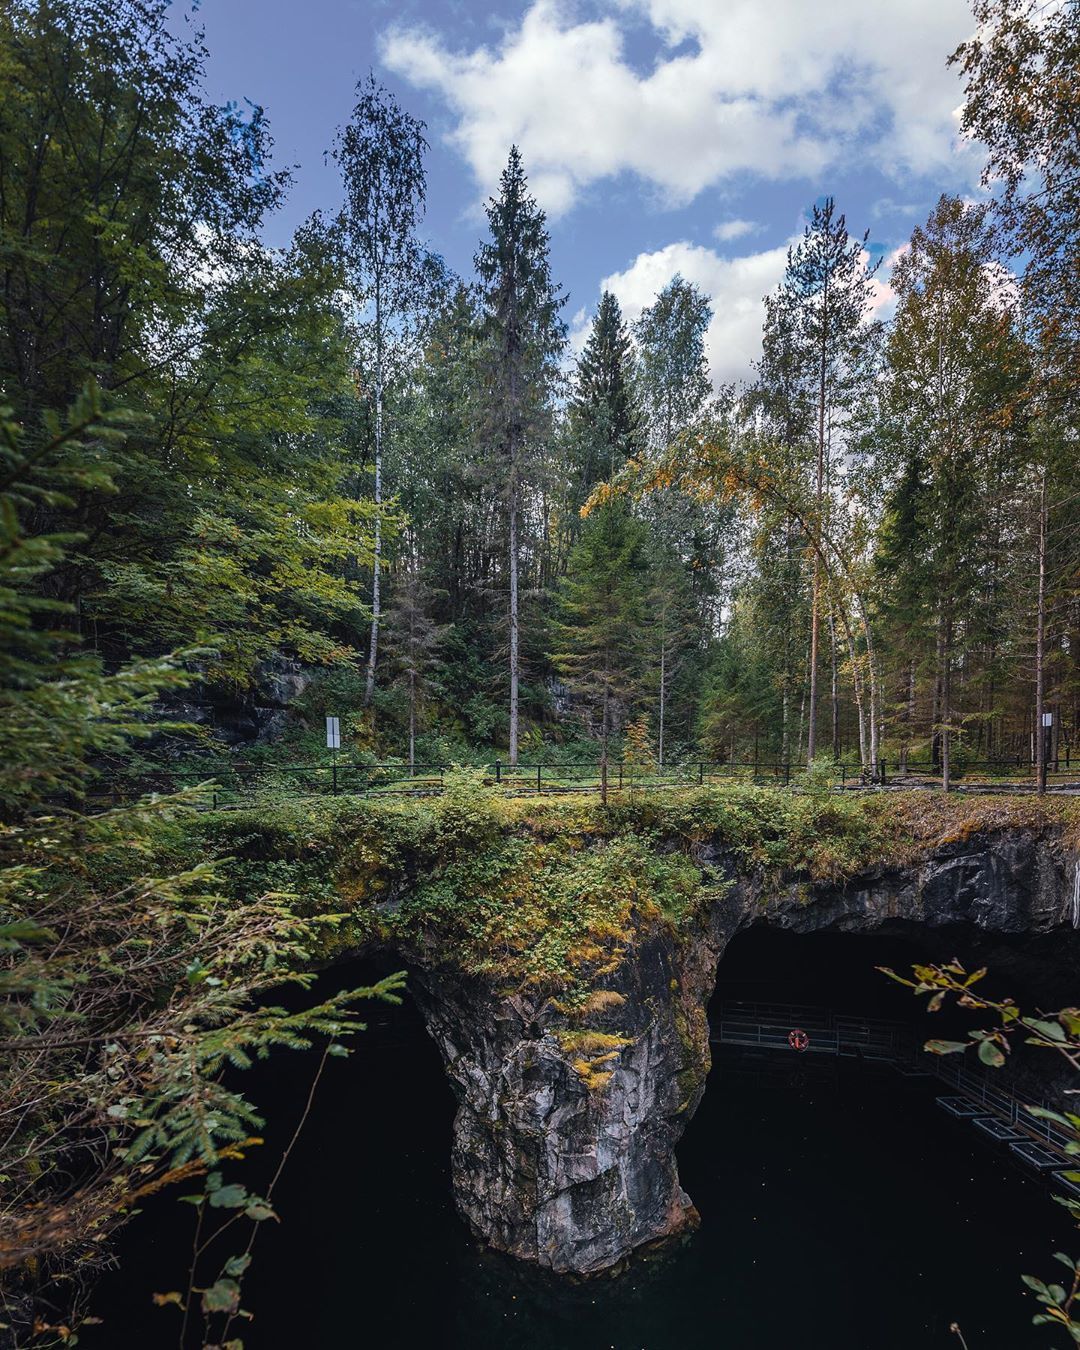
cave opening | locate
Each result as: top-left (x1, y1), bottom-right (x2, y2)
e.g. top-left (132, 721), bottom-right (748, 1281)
top-left (89, 930), bottom-right (1080, 1350)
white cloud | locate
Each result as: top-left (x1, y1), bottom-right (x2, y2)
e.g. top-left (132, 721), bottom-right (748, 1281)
top-left (596, 234), bottom-right (899, 387)
top-left (381, 0), bottom-right (978, 215)
top-left (600, 240), bottom-right (791, 386)
top-left (713, 219), bottom-right (759, 244)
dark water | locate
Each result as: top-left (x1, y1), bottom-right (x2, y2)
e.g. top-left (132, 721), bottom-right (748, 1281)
top-left (92, 935), bottom-right (1074, 1350)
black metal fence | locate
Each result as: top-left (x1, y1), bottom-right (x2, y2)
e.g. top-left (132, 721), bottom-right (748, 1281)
top-left (87, 753), bottom-right (1080, 808)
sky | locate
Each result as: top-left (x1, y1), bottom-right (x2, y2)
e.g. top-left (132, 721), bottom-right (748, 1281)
top-left (174, 0), bottom-right (985, 385)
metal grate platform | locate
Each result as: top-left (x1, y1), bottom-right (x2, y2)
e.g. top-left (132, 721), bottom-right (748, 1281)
top-left (937, 1095), bottom-right (989, 1118)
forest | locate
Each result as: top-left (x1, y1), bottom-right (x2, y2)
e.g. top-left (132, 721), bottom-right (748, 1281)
top-left (2, 0), bottom-right (1078, 797)
top-left (2, 0), bottom-right (1080, 1343)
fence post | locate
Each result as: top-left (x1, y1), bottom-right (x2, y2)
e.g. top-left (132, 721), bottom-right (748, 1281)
top-left (332, 761), bottom-right (338, 795)
top-left (784, 761), bottom-right (791, 786)
top-left (619, 763), bottom-right (624, 791)
top-left (699, 761), bottom-right (704, 785)
top-left (537, 764), bottom-right (542, 792)
top-left (495, 760), bottom-right (502, 784)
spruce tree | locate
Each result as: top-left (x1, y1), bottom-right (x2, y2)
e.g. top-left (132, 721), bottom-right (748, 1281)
top-left (554, 502), bottom-right (650, 802)
top-left (474, 146), bottom-right (566, 765)
top-left (569, 291), bottom-right (641, 501)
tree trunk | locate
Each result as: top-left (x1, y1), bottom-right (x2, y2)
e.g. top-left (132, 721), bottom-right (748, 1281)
top-left (1036, 467), bottom-right (1048, 795)
top-left (600, 685), bottom-right (609, 805)
top-left (807, 297), bottom-right (827, 765)
top-left (364, 290), bottom-right (384, 708)
top-left (901, 659), bottom-right (915, 772)
top-left (658, 625), bottom-right (667, 767)
top-left (828, 605), bottom-right (840, 759)
top-left (509, 488), bottom-right (520, 767)
top-left (807, 557), bottom-right (820, 764)
top-left (941, 605), bottom-right (954, 794)
top-left (408, 671), bottom-right (416, 775)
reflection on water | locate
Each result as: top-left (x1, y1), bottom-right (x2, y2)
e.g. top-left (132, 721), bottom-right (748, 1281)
top-left (92, 973), bottom-right (1071, 1350)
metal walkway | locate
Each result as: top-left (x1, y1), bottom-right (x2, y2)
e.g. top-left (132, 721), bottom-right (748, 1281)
top-left (710, 1001), bottom-right (1075, 1167)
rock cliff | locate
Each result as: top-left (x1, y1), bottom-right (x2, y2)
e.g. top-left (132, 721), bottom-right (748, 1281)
top-left (400, 827), bottom-right (1078, 1275)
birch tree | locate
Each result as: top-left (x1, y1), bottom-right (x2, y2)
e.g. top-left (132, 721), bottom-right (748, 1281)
top-left (334, 76), bottom-right (430, 707)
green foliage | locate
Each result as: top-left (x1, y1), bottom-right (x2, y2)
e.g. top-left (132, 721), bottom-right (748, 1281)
top-left (885, 959), bottom-right (1080, 1343)
top-left (0, 0), bottom-right (383, 687)
top-left (0, 389), bottom-right (403, 1343)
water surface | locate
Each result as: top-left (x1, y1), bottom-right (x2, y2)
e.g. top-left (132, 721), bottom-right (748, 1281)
top-left (92, 952), bottom-right (1072, 1350)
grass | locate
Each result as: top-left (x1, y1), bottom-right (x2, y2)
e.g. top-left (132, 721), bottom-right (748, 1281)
top-left (182, 773), bottom-right (1080, 992)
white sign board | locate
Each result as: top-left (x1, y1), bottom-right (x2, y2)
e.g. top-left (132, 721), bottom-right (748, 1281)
top-left (326, 716), bottom-right (341, 750)
top-left (1042, 712), bottom-right (1053, 728)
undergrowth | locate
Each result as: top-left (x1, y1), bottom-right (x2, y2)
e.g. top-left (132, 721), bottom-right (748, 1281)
top-left (175, 774), bottom-right (1080, 997)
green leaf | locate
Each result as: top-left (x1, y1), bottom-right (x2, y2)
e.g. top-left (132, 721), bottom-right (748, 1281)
top-left (224, 1254), bottom-right (252, 1277)
top-left (208, 1184), bottom-right (248, 1210)
top-left (925, 1039), bottom-right (968, 1055)
top-left (244, 1202), bottom-right (276, 1222)
top-left (201, 1278), bottom-right (241, 1315)
top-left (1027, 1018), bottom-right (1067, 1042)
top-left (978, 1038), bottom-right (1005, 1067)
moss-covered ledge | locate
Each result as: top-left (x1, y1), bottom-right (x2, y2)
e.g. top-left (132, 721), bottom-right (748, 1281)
top-left (184, 775), bottom-right (1080, 1273)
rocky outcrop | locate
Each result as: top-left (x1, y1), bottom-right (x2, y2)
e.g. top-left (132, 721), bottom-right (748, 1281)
top-left (401, 828), bottom-right (1078, 1277)
top-left (154, 655), bottom-right (315, 746)
top-left (409, 921), bottom-right (707, 1275)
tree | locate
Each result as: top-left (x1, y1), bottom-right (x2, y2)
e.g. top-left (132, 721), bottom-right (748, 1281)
top-left (764, 199), bottom-right (880, 764)
top-left (474, 146), bottom-right (566, 765)
top-left (953, 0), bottom-right (1080, 417)
top-left (383, 560), bottom-right (443, 771)
top-left (568, 292), bottom-right (641, 503)
top-left (951, 0), bottom-right (1080, 788)
top-left (634, 276), bottom-right (712, 452)
top-left (645, 548), bottom-right (697, 765)
top-left (875, 196), bottom-right (1029, 790)
top-left (554, 502), bottom-right (650, 802)
top-left (332, 76), bottom-right (431, 707)
top-left (0, 0), bottom-right (381, 690)
top-left (0, 388), bottom-right (403, 1338)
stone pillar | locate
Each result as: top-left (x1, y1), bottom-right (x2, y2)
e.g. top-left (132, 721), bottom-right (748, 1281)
top-left (411, 926), bottom-right (710, 1275)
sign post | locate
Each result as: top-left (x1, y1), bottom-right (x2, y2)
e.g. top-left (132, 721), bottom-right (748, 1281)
top-left (1040, 711), bottom-right (1053, 795)
top-left (326, 716), bottom-right (341, 794)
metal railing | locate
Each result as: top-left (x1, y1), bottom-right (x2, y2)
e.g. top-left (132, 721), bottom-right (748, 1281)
top-left (711, 1000), bottom-right (1073, 1151)
top-left (86, 753), bottom-right (1080, 808)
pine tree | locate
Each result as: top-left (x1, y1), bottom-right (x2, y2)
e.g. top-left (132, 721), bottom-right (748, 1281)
top-left (763, 198), bottom-right (880, 765)
top-left (634, 276), bottom-right (712, 452)
top-left (474, 146), bottom-right (566, 765)
top-left (554, 502), bottom-right (650, 802)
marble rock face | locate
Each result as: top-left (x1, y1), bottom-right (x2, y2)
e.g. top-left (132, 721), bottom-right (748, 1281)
top-left (402, 828), bottom-right (1077, 1275)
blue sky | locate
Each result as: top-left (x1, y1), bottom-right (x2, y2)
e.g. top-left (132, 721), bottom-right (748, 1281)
top-left (178, 0), bottom-right (983, 383)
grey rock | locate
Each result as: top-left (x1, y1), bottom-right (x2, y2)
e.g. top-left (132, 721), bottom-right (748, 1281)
top-left (397, 827), bottom-right (1078, 1276)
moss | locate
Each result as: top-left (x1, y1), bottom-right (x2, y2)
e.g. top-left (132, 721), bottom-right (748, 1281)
top-left (555, 990), bottom-right (627, 1020)
top-left (556, 1030), bottom-right (633, 1056)
top-left (183, 781), bottom-right (1080, 994)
